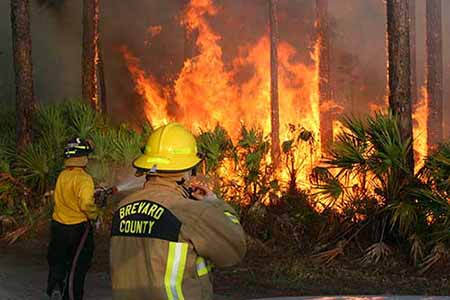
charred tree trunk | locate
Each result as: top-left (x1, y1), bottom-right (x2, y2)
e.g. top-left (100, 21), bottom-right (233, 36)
top-left (11, 0), bottom-right (35, 151)
top-left (82, 0), bottom-right (99, 110)
top-left (316, 0), bottom-right (332, 152)
top-left (386, 0), bottom-right (414, 174)
top-left (98, 36), bottom-right (107, 114)
top-left (426, 0), bottom-right (443, 149)
top-left (409, 0), bottom-right (417, 106)
top-left (269, 0), bottom-right (280, 168)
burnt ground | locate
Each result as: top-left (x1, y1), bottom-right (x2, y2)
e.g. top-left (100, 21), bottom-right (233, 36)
top-left (1, 223), bottom-right (450, 300)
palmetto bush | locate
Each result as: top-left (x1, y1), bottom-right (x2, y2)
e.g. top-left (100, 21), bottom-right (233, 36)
top-left (197, 125), bottom-right (233, 174)
top-left (311, 112), bottom-right (450, 268)
top-left (62, 100), bottom-right (102, 139)
top-left (419, 142), bottom-right (450, 198)
top-left (0, 101), bottom-right (150, 239)
top-left (0, 106), bottom-right (20, 212)
top-left (0, 101), bottom-right (147, 198)
top-left (2, 99), bottom-right (449, 268)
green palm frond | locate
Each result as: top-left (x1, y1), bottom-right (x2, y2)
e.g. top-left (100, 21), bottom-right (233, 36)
top-left (15, 144), bottom-right (57, 195)
top-left (341, 115), bottom-right (367, 141)
top-left (35, 104), bottom-right (69, 157)
top-left (387, 200), bottom-right (417, 236)
top-left (239, 126), bottom-right (262, 149)
top-left (140, 122), bottom-right (153, 144)
top-left (409, 187), bottom-right (450, 217)
top-left (327, 133), bottom-right (367, 169)
top-left (197, 125), bottom-right (233, 173)
top-left (110, 126), bottom-right (141, 165)
top-left (310, 166), bottom-right (333, 185)
top-left (367, 111), bottom-right (403, 149)
top-left (420, 143), bottom-right (450, 196)
top-left (89, 130), bottom-right (114, 162)
top-left (63, 101), bottom-right (99, 138)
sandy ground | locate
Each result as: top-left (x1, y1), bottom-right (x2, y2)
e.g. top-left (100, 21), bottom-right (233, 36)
top-left (0, 244), bottom-right (234, 300)
top-left (2, 248), bottom-right (450, 300)
top-left (1, 235), bottom-right (449, 300)
top-left (0, 250), bottom-right (111, 300)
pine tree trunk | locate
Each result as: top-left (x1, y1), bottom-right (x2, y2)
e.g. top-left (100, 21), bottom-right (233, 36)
top-left (98, 36), bottom-right (107, 114)
top-left (386, 0), bottom-right (414, 174)
top-left (409, 0), bottom-right (417, 106)
top-left (269, 0), bottom-right (280, 168)
top-left (316, 0), bottom-right (332, 152)
top-left (82, 0), bottom-right (99, 110)
top-left (426, 0), bottom-right (443, 149)
top-left (11, 0), bottom-right (35, 151)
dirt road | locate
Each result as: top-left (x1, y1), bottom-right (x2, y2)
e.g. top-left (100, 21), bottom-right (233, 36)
top-left (0, 243), bottom-right (232, 300)
top-left (0, 248), bottom-right (111, 300)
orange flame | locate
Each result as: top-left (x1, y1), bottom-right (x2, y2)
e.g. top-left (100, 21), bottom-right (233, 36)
top-left (413, 86), bottom-right (428, 172)
top-left (122, 0), bottom-right (334, 188)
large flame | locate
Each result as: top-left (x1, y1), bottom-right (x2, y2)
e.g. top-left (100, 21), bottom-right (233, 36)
top-left (413, 86), bottom-right (429, 172)
top-left (122, 0), bottom-right (331, 188)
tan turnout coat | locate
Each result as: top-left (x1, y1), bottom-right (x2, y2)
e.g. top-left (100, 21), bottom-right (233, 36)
top-left (110, 176), bottom-right (247, 300)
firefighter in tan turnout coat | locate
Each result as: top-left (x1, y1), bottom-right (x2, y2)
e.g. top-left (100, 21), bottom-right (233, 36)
top-left (110, 123), bottom-right (247, 300)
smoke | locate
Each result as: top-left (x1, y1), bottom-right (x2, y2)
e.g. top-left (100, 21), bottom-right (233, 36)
top-left (0, 0), bottom-right (83, 104)
top-left (0, 0), bottom-right (448, 136)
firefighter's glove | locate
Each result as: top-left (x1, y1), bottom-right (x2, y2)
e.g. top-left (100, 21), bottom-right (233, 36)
top-left (188, 183), bottom-right (217, 202)
top-left (94, 186), bottom-right (109, 208)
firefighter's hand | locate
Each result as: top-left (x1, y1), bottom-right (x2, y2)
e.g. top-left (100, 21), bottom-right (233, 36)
top-left (94, 187), bottom-right (107, 207)
top-left (189, 183), bottom-right (217, 201)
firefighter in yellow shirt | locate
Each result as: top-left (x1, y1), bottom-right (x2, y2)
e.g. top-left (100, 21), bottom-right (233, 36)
top-left (46, 138), bottom-right (98, 300)
top-left (110, 123), bottom-right (247, 300)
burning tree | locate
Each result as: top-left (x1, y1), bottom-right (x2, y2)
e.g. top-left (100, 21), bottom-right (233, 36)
top-left (268, 0), bottom-right (281, 168)
top-left (426, 0), bottom-right (444, 149)
top-left (409, 0), bottom-right (417, 106)
top-left (82, 0), bottom-right (100, 111)
top-left (10, 0), bottom-right (35, 151)
top-left (386, 0), bottom-right (414, 174)
top-left (316, 0), bottom-right (333, 153)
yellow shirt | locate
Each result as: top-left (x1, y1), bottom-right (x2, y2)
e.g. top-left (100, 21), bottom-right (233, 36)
top-left (53, 167), bottom-right (98, 224)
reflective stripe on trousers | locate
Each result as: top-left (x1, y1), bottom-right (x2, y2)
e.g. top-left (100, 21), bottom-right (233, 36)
top-left (164, 242), bottom-right (188, 300)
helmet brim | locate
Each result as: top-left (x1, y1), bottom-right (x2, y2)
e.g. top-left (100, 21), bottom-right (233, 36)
top-left (132, 154), bottom-right (202, 172)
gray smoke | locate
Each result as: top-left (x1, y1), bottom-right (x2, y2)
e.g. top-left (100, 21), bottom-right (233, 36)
top-left (0, 0), bottom-right (448, 137)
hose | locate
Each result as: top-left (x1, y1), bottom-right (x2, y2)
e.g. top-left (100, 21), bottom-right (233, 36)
top-left (68, 222), bottom-right (91, 300)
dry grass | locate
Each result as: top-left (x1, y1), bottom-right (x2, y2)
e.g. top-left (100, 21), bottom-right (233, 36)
top-left (311, 240), bottom-right (345, 265)
top-left (360, 242), bottom-right (392, 265)
top-left (2, 219), bottom-right (47, 245)
top-left (0, 215), bottom-right (17, 235)
top-left (419, 242), bottom-right (449, 275)
top-left (409, 234), bottom-right (425, 266)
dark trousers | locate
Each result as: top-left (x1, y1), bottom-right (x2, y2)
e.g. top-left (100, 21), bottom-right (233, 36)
top-left (47, 220), bottom-right (94, 300)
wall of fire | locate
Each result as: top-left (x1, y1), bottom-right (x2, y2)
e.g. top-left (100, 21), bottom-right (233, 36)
top-left (0, 0), bottom-right (449, 138)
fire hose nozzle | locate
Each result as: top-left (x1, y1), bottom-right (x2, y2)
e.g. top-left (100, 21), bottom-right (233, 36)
top-left (94, 186), bottom-right (118, 207)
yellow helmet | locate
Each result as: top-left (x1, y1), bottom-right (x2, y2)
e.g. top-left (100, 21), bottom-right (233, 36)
top-left (133, 123), bottom-right (202, 172)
